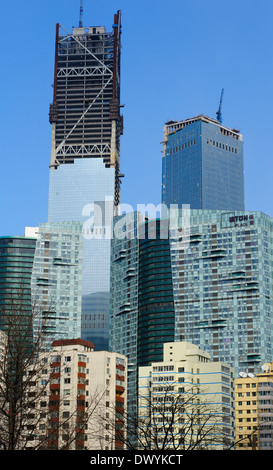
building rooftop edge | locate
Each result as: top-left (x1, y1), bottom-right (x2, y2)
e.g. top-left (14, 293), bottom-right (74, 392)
top-left (51, 338), bottom-right (95, 349)
top-left (165, 114), bottom-right (241, 135)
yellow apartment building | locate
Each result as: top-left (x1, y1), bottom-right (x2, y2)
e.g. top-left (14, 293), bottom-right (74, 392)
top-left (235, 362), bottom-right (273, 450)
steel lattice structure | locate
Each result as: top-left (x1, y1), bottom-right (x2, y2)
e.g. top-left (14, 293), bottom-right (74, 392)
top-left (49, 11), bottom-right (123, 207)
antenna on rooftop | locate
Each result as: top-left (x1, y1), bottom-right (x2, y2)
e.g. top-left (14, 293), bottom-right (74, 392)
top-left (79, 0), bottom-right (84, 27)
top-left (216, 88), bottom-right (224, 124)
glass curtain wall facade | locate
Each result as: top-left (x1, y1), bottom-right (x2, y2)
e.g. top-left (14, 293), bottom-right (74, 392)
top-left (31, 222), bottom-right (83, 350)
top-left (110, 212), bottom-right (139, 420)
top-left (137, 219), bottom-right (175, 367)
top-left (48, 158), bottom-right (115, 349)
top-left (110, 213), bottom-right (175, 420)
top-left (0, 236), bottom-right (36, 350)
top-left (169, 208), bottom-right (273, 377)
top-left (162, 115), bottom-right (244, 210)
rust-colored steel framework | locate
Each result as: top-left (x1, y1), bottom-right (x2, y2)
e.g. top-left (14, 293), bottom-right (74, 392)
top-left (49, 11), bottom-right (123, 207)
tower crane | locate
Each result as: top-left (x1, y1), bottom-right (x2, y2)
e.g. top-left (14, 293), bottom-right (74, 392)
top-left (216, 88), bottom-right (224, 124)
top-left (79, 0), bottom-right (83, 27)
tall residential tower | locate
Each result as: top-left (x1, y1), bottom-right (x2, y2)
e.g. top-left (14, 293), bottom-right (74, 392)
top-left (110, 213), bottom-right (176, 419)
top-left (169, 208), bottom-right (273, 377)
top-left (0, 236), bottom-right (36, 351)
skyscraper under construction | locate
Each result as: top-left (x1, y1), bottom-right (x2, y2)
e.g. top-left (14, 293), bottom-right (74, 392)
top-left (49, 11), bottom-right (123, 207)
top-left (44, 11), bottom-right (123, 350)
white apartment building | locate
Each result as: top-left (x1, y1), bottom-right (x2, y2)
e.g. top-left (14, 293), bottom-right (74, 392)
top-left (25, 338), bottom-right (127, 450)
top-left (139, 341), bottom-right (235, 450)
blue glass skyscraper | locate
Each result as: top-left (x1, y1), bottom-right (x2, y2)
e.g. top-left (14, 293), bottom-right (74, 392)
top-left (162, 115), bottom-right (244, 210)
top-left (48, 158), bottom-right (115, 349)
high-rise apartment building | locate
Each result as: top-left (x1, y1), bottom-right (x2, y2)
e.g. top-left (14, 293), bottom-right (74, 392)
top-left (235, 362), bottom-right (273, 450)
top-left (110, 211), bottom-right (139, 419)
top-left (161, 115), bottom-right (244, 210)
top-left (137, 219), bottom-right (175, 367)
top-left (110, 213), bottom-right (175, 419)
top-left (0, 235), bottom-right (36, 349)
top-left (110, 208), bottom-right (273, 408)
top-left (139, 341), bottom-right (235, 449)
top-left (47, 12), bottom-right (123, 349)
top-left (24, 338), bottom-right (127, 450)
top-left (31, 222), bottom-right (83, 350)
top-left (169, 208), bottom-right (273, 377)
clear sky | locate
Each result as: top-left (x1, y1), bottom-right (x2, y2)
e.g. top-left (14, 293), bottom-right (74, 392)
top-left (1, 0), bottom-right (272, 236)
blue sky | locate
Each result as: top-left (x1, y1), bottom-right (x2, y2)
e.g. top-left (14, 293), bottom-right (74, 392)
top-left (1, 0), bottom-right (273, 236)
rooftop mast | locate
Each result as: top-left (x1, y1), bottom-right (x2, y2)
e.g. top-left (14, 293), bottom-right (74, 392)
top-left (216, 88), bottom-right (224, 124)
top-left (79, 0), bottom-right (83, 27)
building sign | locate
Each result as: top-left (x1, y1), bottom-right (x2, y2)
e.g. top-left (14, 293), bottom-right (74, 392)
top-left (221, 213), bottom-right (255, 229)
top-left (229, 214), bottom-right (254, 226)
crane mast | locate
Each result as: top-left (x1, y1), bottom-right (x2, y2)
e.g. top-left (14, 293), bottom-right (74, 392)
top-left (79, 0), bottom-right (83, 27)
top-left (216, 88), bottom-right (224, 124)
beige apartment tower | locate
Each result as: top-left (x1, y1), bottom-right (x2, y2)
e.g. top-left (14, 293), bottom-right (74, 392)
top-left (139, 341), bottom-right (235, 450)
top-left (24, 338), bottom-right (127, 450)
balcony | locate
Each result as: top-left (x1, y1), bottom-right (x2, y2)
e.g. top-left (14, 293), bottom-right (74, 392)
top-left (123, 267), bottom-right (136, 280)
top-left (117, 303), bottom-right (131, 316)
top-left (114, 250), bottom-right (126, 262)
top-left (200, 249), bottom-right (226, 259)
